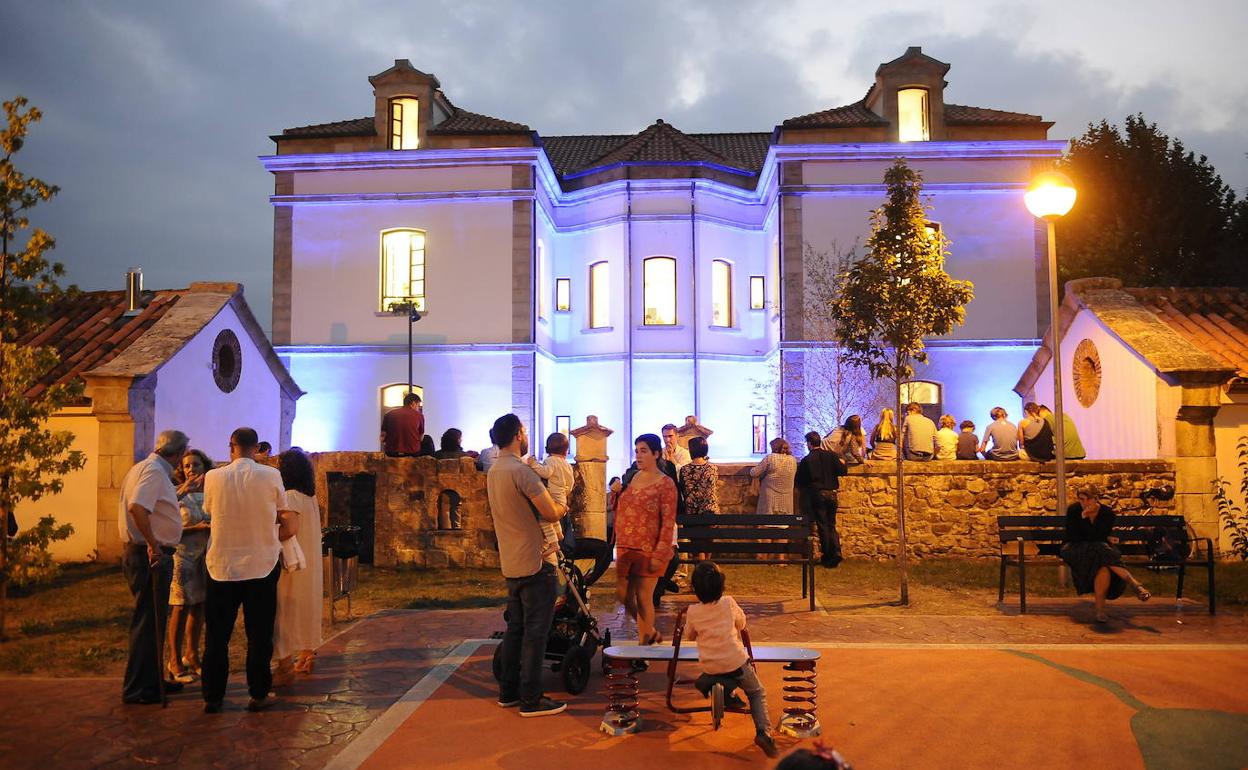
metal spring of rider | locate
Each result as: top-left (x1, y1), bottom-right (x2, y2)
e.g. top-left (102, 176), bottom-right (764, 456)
top-left (599, 658), bottom-right (641, 735)
top-left (778, 659), bottom-right (821, 738)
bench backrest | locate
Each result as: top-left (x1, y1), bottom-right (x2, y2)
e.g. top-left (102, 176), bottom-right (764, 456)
top-left (676, 513), bottom-right (813, 558)
top-left (997, 514), bottom-right (1188, 556)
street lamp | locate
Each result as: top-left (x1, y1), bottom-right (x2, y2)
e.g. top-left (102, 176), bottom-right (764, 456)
top-left (388, 300), bottom-right (423, 396)
top-left (1025, 170), bottom-right (1077, 519)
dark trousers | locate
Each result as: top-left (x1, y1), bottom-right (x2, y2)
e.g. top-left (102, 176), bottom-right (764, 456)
top-left (202, 563), bottom-right (280, 703)
top-left (499, 563), bottom-right (557, 705)
top-left (121, 544), bottom-right (174, 701)
top-left (804, 489), bottom-right (841, 564)
top-left (653, 550), bottom-right (682, 606)
top-left (567, 538), bottom-right (612, 587)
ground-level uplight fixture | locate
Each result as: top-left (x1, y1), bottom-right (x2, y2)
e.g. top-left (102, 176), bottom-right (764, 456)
top-left (1026, 170), bottom-right (1077, 519)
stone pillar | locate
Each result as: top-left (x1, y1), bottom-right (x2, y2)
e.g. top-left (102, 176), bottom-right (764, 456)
top-left (570, 416), bottom-right (613, 541)
top-left (84, 374), bottom-right (148, 561)
top-left (1173, 383), bottom-right (1224, 545)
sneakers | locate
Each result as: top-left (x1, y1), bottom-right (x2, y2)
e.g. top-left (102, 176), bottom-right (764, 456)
top-left (519, 696), bottom-right (567, 717)
top-left (724, 693), bottom-right (748, 710)
top-left (497, 695), bottom-right (521, 708)
top-left (203, 700), bottom-right (223, 714)
top-left (246, 693), bottom-right (279, 712)
top-left (755, 732), bottom-right (779, 758)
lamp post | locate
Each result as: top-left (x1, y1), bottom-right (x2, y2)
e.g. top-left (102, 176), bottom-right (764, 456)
top-left (1025, 170), bottom-right (1077, 519)
top-left (389, 300), bottom-right (423, 395)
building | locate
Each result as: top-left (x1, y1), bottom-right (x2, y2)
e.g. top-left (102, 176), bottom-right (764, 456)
top-left (15, 279), bottom-right (302, 560)
top-left (265, 47), bottom-right (1064, 471)
top-left (1015, 278), bottom-right (1248, 548)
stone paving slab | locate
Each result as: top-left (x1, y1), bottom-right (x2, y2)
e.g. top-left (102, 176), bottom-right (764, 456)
top-left (1, 596), bottom-right (1244, 769)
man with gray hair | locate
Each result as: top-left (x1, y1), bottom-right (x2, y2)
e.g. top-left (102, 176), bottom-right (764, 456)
top-left (119, 429), bottom-right (189, 704)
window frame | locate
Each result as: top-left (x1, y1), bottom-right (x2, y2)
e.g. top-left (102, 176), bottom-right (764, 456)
top-left (388, 97), bottom-right (420, 150)
top-left (642, 256), bottom-right (678, 326)
top-left (588, 261), bottom-right (610, 329)
top-left (897, 87), bottom-right (930, 143)
top-left (379, 228), bottom-right (427, 313)
top-left (710, 259), bottom-right (733, 328)
top-left (555, 415), bottom-right (571, 437)
top-left (751, 415), bottom-right (768, 455)
top-left (537, 241), bottom-right (548, 322)
top-left (555, 278), bottom-right (571, 312)
top-left (749, 275), bottom-right (765, 310)
top-left (379, 383), bottom-right (425, 425)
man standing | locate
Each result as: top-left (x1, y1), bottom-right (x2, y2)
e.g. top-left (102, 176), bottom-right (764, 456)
top-left (380, 392), bottom-right (425, 457)
top-left (202, 427), bottom-right (290, 713)
top-left (796, 431), bottom-right (848, 567)
top-left (660, 424), bottom-right (691, 473)
top-left (119, 430), bottom-right (190, 704)
top-left (901, 403), bottom-right (937, 461)
top-left (487, 413), bottom-right (568, 717)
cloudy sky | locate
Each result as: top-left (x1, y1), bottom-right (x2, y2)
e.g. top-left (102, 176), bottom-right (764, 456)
top-left (3, 1), bottom-right (1245, 332)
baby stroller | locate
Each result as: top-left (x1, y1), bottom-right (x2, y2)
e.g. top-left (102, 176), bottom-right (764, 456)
top-left (492, 549), bottom-right (610, 695)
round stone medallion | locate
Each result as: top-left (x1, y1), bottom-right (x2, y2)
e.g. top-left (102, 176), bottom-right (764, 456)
top-left (212, 329), bottom-right (242, 393)
top-left (1071, 338), bottom-right (1101, 408)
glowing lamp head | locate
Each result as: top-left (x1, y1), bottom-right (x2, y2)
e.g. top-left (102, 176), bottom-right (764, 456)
top-left (1025, 170), bottom-right (1077, 220)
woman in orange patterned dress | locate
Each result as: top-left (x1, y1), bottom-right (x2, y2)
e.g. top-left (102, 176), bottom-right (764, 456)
top-left (613, 433), bottom-right (678, 645)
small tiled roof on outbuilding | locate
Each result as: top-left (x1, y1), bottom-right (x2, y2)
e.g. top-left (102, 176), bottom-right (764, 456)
top-left (1125, 287), bottom-right (1248, 378)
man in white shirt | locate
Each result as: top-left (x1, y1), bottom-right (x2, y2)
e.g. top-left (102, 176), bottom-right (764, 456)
top-left (661, 424), bottom-right (692, 473)
top-left (119, 430), bottom-right (189, 705)
top-left (201, 427), bottom-right (292, 714)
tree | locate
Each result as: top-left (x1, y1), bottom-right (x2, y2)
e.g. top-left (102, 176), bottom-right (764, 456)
top-left (1, 97), bottom-right (84, 640)
top-left (1056, 114), bottom-right (1241, 287)
top-left (831, 158), bottom-right (974, 605)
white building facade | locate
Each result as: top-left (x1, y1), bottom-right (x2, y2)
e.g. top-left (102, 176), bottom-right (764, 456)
top-left (267, 48), bottom-right (1064, 473)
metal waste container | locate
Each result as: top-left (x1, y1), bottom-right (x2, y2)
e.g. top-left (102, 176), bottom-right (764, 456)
top-left (322, 525), bottom-right (360, 620)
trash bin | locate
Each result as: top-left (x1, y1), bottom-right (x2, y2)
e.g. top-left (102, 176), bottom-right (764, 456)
top-left (322, 525), bottom-right (360, 609)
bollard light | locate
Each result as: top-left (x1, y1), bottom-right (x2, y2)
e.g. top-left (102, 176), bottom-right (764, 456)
top-left (1025, 170), bottom-right (1077, 220)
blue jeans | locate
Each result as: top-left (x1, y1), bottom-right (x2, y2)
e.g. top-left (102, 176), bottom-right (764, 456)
top-left (698, 665), bottom-right (771, 734)
top-left (500, 563), bottom-right (557, 705)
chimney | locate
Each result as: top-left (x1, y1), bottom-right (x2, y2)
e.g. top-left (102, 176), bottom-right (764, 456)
top-left (124, 268), bottom-right (143, 316)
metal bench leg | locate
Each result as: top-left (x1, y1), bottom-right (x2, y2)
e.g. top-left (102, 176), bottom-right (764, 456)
top-left (1018, 542), bottom-right (1027, 615)
top-left (600, 657), bottom-right (642, 736)
top-left (809, 558), bottom-right (816, 612)
top-left (1208, 549), bottom-right (1216, 615)
top-left (778, 659), bottom-right (821, 738)
top-left (998, 557), bottom-right (1007, 602)
top-left (1176, 564), bottom-right (1186, 600)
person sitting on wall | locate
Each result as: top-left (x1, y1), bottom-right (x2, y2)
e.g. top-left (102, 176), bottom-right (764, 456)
top-left (900, 403), bottom-right (936, 461)
top-left (822, 414), bottom-right (866, 465)
top-left (1060, 484), bottom-right (1151, 623)
top-left (1018, 402), bottom-right (1055, 461)
top-left (979, 407), bottom-right (1019, 461)
top-left (1039, 404), bottom-right (1087, 460)
top-left (869, 408), bottom-right (898, 461)
top-left (380, 392), bottom-right (425, 458)
top-left (417, 435), bottom-right (436, 457)
top-left (956, 420), bottom-right (979, 460)
top-left (934, 415), bottom-right (959, 461)
top-left (434, 428), bottom-right (469, 460)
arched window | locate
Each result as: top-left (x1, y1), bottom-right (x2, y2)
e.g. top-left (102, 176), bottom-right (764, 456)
top-left (897, 88), bottom-right (930, 142)
top-left (379, 383), bottom-right (425, 424)
top-left (900, 380), bottom-right (942, 423)
top-left (589, 261), bottom-right (610, 328)
top-left (389, 97), bottom-right (420, 150)
top-left (643, 256), bottom-right (677, 326)
top-left (380, 229), bottom-right (426, 313)
top-left (711, 259), bottom-right (733, 327)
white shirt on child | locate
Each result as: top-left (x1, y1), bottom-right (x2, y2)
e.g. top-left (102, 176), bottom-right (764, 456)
top-left (527, 454), bottom-right (575, 565)
top-left (683, 595), bottom-right (750, 675)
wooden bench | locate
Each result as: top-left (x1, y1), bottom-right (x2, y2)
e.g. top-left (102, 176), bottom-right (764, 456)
top-left (997, 514), bottom-right (1216, 614)
top-left (675, 513), bottom-right (817, 611)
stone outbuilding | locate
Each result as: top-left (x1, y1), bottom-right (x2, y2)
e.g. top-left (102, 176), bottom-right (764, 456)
top-left (1015, 278), bottom-right (1247, 552)
top-left (16, 279), bottom-right (303, 561)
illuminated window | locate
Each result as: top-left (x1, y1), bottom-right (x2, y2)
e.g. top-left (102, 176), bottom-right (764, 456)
top-left (380, 383), bottom-right (425, 424)
top-left (749, 276), bottom-right (765, 310)
top-left (380, 229), bottom-right (426, 313)
top-left (389, 97), bottom-right (420, 150)
top-left (711, 260), bottom-right (732, 327)
top-left (555, 415), bottom-right (571, 437)
top-left (897, 88), bottom-right (929, 142)
top-left (589, 261), bottom-right (609, 328)
top-left (752, 415), bottom-right (768, 455)
top-left (900, 380), bottom-right (942, 423)
top-left (555, 278), bottom-right (571, 312)
top-left (643, 257), bottom-right (677, 326)
top-left (537, 241), bottom-right (548, 321)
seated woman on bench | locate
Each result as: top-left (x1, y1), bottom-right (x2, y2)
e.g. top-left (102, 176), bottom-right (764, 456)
top-left (684, 561), bottom-right (778, 758)
top-left (1061, 484), bottom-right (1151, 623)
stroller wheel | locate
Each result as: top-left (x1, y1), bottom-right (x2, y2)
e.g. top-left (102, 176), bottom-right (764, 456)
top-left (711, 682), bottom-right (725, 730)
top-left (492, 643), bottom-right (504, 683)
top-left (561, 644), bottom-right (592, 695)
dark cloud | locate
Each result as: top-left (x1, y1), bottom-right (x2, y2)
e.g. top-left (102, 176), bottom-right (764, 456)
top-left (2, 2), bottom-right (1244, 334)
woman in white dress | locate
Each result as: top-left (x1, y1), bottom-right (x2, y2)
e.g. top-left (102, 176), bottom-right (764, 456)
top-left (750, 437), bottom-right (798, 514)
top-left (273, 448), bottom-right (323, 683)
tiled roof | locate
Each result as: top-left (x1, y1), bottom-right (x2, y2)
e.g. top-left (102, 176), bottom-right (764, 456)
top-left (15, 289), bottom-right (183, 400)
top-left (781, 101), bottom-right (888, 129)
top-left (1125, 287), bottom-right (1248, 378)
top-left (944, 104), bottom-right (1047, 125)
top-left (542, 124), bottom-right (771, 177)
top-left (428, 109), bottom-right (530, 134)
top-left (279, 116), bottom-right (375, 138)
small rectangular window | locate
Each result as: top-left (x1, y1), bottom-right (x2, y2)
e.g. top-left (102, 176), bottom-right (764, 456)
top-left (389, 97), bottom-right (420, 150)
top-left (381, 229), bottom-right (426, 312)
top-left (537, 242), bottom-right (548, 321)
top-left (749, 275), bottom-right (765, 310)
top-left (711, 260), bottom-right (732, 327)
top-left (555, 278), bottom-right (571, 312)
top-left (589, 262), bottom-right (609, 329)
top-left (643, 257), bottom-right (677, 326)
top-left (752, 415), bottom-right (768, 455)
top-left (555, 415), bottom-right (571, 437)
top-left (898, 88), bottom-right (930, 142)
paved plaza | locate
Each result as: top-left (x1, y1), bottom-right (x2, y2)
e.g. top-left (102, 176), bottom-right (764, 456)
top-left (1, 596), bottom-right (1246, 769)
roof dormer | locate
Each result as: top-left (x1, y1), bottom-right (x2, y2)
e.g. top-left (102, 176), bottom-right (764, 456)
top-left (369, 59), bottom-right (449, 150)
top-left (864, 46), bottom-right (951, 142)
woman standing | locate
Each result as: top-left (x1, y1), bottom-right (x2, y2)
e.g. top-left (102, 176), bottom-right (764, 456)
top-left (869, 408), bottom-right (898, 461)
top-left (167, 449), bottom-right (212, 681)
top-left (1060, 485), bottom-right (1151, 623)
top-left (273, 448), bottom-right (324, 682)
top-left (750, 437), bottom-right (798, 515)
top-left (614, 434), bottom-right (677, 645)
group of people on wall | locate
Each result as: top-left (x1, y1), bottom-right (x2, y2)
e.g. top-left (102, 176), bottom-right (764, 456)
top-left (117, 428), bottom-right (323, 712)
top-left (821, 402), bottom-right (1086, 463)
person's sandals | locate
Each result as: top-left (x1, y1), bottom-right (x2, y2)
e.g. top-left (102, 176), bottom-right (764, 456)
top-left (755, 732), bottom-right (779, 758)
top-left (1133, 583), bottom-right (1152, 602)
top-left (1094, 611), bottom-right (1110, 623)
top-left (293, 652), bottom-right (316, 675)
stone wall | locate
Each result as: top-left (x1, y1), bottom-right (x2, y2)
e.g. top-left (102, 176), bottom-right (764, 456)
top-left (714, 459), bottom-right (1176, 559)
